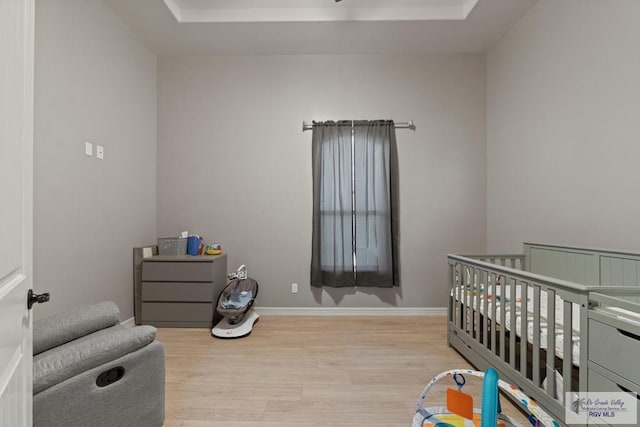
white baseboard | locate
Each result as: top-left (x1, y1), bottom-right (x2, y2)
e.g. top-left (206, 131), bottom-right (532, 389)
top-left (254, 307), bottom-right (446, 316)
top-left (121, 316), bottom-right (135, 327)
top-left (120, 309), bottom-right (443, 324)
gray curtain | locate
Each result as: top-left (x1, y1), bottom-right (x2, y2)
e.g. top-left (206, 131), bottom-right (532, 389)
top-left (311, 120), bottom-right (399, 288)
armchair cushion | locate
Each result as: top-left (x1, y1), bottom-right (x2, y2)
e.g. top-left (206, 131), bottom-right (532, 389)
top-left (33, 301), bottom-right (165, 427)
top-left (34, 324), bottom-right (157, 394)
top-left (33, 301), bottom-right (120, 355)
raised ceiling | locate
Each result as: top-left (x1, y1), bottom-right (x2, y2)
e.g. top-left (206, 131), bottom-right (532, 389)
top-left (104, 0), bottom-right (537, 55)
top-left (163, 0), bottom-right (480, 23)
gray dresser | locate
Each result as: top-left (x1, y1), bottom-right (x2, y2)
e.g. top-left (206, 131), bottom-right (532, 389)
top-left (140, 254), bottom-right (227, 327)
top-left (587, 307), bottom-right (640, 426)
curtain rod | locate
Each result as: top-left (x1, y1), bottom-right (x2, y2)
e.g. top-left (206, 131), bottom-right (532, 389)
top-left (302, 120), bottom-right (416, 131)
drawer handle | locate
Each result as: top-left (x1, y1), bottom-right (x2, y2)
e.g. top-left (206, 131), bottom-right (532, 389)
top-left (617, 384), bottom-right (640, 400)
top-left (617, 328), bottom-right (640, 342)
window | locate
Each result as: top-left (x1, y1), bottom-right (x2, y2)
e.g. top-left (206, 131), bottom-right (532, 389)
top-left (311, 120), bottom-right (399, 288)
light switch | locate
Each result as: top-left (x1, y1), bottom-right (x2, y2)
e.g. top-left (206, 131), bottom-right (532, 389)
top-left (85, 142), bottom-right (93, 156)
top-left (96, 145), bottom-right (104, 160)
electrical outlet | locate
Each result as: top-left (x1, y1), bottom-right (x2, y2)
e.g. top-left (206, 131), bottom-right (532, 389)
top-left (291, 282), bottom-right (298, 293)
top-left (96, 145), bottom-right (104, 160)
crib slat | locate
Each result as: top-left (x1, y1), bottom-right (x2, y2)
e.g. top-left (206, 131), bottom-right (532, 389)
top-left (499, 276), bottom-right (506, 359)
top-left (453, 265), bottom-right (458, 327)
top-left (459, 266), bottom-right (465, 332)
top-left (579, 297), bottom-right (588, 406)
top-left (563, 300), bottom-right (572, 402)
top-left (449, 264), bottom-right (454, 324)
top-left (464, 268), bottom-right (470, 335)
top-left (457, 265), bottom-right (463, 330)
top-left (546, 289), bottom-right (556, 399)
top-left (532, 285), bottom-right (541, 386)
top-left (474, 267), bottom-right (480, 340)
top-left (482, 270), bottom-right (489, 348)
top-left (509, 278), bottom-right (516, 368)
top-left (491, 274), bottom-right (497, 354)
top-left (520, 282), bottom-right (528, 375)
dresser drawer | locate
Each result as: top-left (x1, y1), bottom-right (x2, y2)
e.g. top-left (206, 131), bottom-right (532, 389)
top-left (142, 261), bottom-right (213, 282)
top-left (589, 368), bottom-right (640, 394)
top-left (142, 282), bottom-right (216, 302)
top-left (141, 302), bottom-right (213, 323)
top-left (588, 367), bottom-right (640, 425)
top-left (588, 319), bottom-right (640, 385)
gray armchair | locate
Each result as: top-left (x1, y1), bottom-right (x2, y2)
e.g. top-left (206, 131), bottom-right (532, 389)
top-left (33, 302), bottom-right (165, 427)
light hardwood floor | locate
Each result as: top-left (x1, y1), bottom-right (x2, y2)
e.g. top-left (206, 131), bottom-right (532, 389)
top-left (159, 316), bottom-right (529, 427)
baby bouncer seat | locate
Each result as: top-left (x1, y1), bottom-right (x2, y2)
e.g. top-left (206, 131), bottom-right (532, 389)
top-left (211, 265), bottom-right (260, 338)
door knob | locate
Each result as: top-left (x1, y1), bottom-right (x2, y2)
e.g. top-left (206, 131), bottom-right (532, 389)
top-left (27, 289), bottom-right (50, 309)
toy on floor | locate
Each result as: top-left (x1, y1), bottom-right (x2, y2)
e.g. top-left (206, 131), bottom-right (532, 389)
top-left (412, 368), bottom-right (560, 427)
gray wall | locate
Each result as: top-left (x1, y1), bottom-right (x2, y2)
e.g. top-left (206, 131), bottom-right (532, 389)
top-left (157, 54), bottom-right (486, 308)
top-left (486, 0), bottom-right (640, 254)
top-left (34, 0), bottom-right (157, 319)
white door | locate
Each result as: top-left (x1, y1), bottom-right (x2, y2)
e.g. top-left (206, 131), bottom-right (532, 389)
top-left (0, 0), bottom-right (35, 425)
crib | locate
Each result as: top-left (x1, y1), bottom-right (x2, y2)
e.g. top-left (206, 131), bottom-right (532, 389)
top-left (447, 243), bottom-right (640, 426)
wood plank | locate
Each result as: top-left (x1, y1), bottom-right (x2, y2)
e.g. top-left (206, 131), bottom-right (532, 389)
top-left (159, 316), bottom-right (530, 425)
